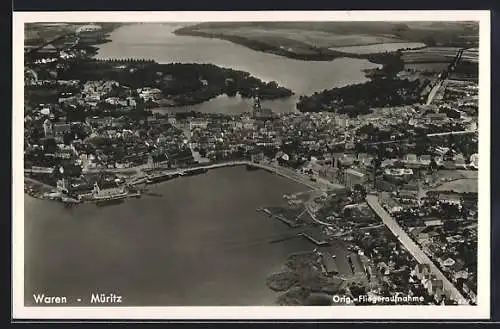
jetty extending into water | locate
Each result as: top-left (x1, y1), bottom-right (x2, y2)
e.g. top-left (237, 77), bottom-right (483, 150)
top-left (273, 214), bottom-right (301, 228)
top-left (268, 234), bottom-right (299, 244)
top-left (257, 207), bottom-right (301, 228)
top-left (297, 229), bottom-right (329, 246)
top-left (127, 191), bottom-right (142, 199)
top-left (257, 207), bottom-right (330, 246)
top-left (267, 231), bottom-right (329, 246)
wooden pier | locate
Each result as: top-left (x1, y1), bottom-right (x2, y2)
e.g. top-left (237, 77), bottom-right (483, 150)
top-left (257, 207), bottom-right (300, 228)
top-left (257, 207), bottom-right (272, 216)
top-left (269, 231), bottom-right (329, 246)
top-left (273, 215), bottom-right (301, 228)
top-left (269, 234), bottom-right (300, 244)
top-left (298, 231), bottom-right (329, 246)
top-left (127, 191), bottom-right (142, 199)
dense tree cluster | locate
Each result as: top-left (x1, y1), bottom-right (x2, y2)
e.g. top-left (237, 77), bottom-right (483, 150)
top-left (297, 78), bottom-right (426, 115)
top-left (58, 60), bottom-right (293, 107)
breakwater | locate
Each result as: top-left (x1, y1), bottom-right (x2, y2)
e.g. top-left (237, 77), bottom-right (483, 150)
top-left (257, 208), bottom-right (330, 246)
top-left (257, 207), bottom-right (301, 228)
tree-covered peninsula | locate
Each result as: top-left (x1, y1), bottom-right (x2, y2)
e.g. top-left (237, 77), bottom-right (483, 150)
top-left (56, 59), bottom-right (294, 107)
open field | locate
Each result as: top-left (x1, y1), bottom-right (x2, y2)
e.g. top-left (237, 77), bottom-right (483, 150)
top-left (449, 59), bottom-right (479, 81)
top-left (402, 47), bottom-right (461, 63)
top-left (197, 27), bottom-right (403, 49)
top-left (330, 42), bottom-right (425, 54)
top-left (175, 22), bottom-right (478, 61)
top-left (25, 22), bottom-right (124, 47)
top-left (436, 170), bottom-right (478, 180)
top-left (25, 23), bottom-right (78, 44)
top-left (423, 170), bottom-right (478, 193)
top-left (401, 44), bottom-right (477, 79)
top-left (403, 63), bottom-right (449, 72)
top-left (433, 178), bottom-right (478, 194)
top-left (178, 21), bottom-right (477, 42)
top-left (461, 48), bottom-right (479, 63)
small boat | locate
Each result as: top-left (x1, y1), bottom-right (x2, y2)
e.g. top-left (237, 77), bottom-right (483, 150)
top-left (184, 168), bottom-right (209, 176)
top-left (61, 196), bottom-right (81, 204)
top-left (95, 198), bottom-right (125, 207)
top-left (92, 190), bottom-right (128, 203)
top-left (246, 164), bottom-right (259, 171)
top-left (146, 173), bottom-right (175, 184)
top-left (128, 190), bottom-right (142, 199)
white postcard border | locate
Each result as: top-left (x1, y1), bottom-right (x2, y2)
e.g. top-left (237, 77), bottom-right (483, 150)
top-left (12, 10), bottom-right (491, 320)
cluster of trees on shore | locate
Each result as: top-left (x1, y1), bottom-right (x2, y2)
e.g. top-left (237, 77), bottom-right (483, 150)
top-left (296, 77), bottom-right (427, 115)
top-left (292, 50), bottom-right (435, 116)
top-left (365, 52), bottom-right (406, 78)
top-left (58, 60), bottom-right (293, 107)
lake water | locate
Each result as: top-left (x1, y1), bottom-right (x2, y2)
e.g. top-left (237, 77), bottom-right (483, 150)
top-left (96, 23), bottom-right (380, 114)
top-left (25, 23), bottom-right (370, 306)
top-left (25, 167), bottom-right (315, 306)
top-left (150, 94), bottom-right (300, 115)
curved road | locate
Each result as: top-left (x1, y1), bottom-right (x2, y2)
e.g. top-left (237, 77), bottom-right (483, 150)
top-left (365, 194), bottom-right (467, 304)
top-left (117, 160), bottom-right (343, 191)
top-left (31, 160), bottom-right (344, 193)
top-left (426, 130), bottom-right (477, 137)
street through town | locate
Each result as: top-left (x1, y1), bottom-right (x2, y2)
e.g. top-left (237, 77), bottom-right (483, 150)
top-left (365, 194), bottom-right (468, 304)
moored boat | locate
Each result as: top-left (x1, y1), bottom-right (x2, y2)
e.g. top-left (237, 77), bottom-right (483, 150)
top-left (183, 168), bottom-right (209, 176)
top-left (146, 173), bottom-right (175, 184)
top-left (245, 164), bottom-right (259, 171)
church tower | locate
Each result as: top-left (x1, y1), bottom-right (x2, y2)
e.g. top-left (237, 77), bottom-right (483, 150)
top-left (252, 88), bottom-right (261, 114)
top-left (43, 119), bottom-right (53, 137)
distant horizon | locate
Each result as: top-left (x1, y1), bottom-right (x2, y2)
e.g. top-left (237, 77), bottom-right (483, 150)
top-left (25, 21), bottom-right (480, 30)
top-left (14, 10), bottom-right (489, 321)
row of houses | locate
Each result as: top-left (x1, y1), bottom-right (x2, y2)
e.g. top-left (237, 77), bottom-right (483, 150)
top-left (412, 264), bottom-right (452, 304)
top-left (137, 87), bottom-right (162, 101)
top-left (333, 151), bottom-right (475, 172)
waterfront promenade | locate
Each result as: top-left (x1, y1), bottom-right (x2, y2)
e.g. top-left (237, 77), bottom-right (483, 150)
top-left (25, 160), bottom-right (344, 206)
top-left (365, 194), bottom-right (468, 304)
top-left (119, 160), bottom-right (343, 191)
